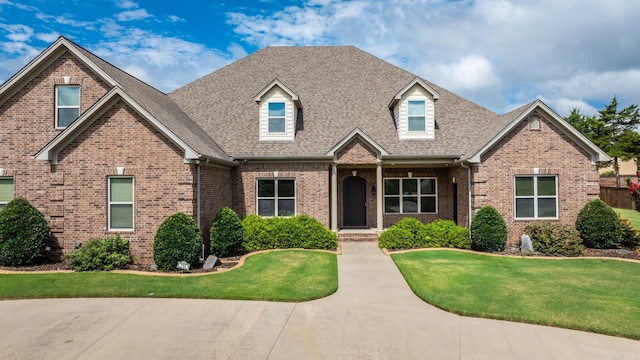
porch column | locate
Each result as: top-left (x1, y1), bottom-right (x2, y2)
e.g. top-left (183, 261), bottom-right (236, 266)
top-left (331, 163), bottom-right (338, 231)
top-left (376, 161), bottom-right (383, 231)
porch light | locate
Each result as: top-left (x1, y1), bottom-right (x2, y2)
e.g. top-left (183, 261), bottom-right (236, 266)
top-left (371, 185), bottom-right (376, 195)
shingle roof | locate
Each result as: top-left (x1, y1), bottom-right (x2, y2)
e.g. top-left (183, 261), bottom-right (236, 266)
top-left (169, 46), bottom-right (503, 159)
top-left (67, 39), bottom-right (232, 163)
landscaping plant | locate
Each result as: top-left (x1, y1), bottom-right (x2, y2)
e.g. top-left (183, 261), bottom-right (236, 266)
top-left (242, 214), bottom-right (337, 251)
top-left (153, 212), bottom-right (202, 271)
top-left (0, 198), bottom-right (49, 266)
top-left (470, 205), bottom-right (507, 252)
top-left (421, 219), bottom-right (470, 249)
top-left (210, 207), bottom-right (244, 257)
top-left (575, 199), bottom-right (622, 249)
top-left (523, 222), bottom-right (583, 256)
top-left (65, 235), bottom-right (131, 271)
top-left (378, 227), bottom-right (415, 249)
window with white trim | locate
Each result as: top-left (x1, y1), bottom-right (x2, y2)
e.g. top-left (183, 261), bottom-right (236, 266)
top-left (257, 179), bottom-right (295, 216)
top-left (268, 102), bottom-right (286, 133)
top-left (109, 177), bottom-right (134, 230)
top-left (0, 178), bottom-right (14, 210)
top-left (56, 85), bottom-right (80, 128)
top-left (515, 175), bottom-right (557, 219)
top-left (408, 100), bottom-right (426, 132)
top-left (384, 178), bottom-right (437, 214)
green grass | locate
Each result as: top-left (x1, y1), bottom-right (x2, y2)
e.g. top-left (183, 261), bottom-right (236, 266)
top-left (0, 250), bottom-right (338, 302)
top-left (613, 207), bottom-right (640, 229)
top-left (392, 250), bottom-right (640, 339)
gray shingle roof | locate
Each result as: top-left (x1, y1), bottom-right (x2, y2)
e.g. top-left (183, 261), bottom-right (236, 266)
top-left (68, 40), bottom-right (231, 163)
top-left (169, 46), bottom-right (504, 159)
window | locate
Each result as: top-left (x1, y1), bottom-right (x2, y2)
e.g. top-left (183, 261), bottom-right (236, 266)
top-left (384, 178), bottom-right (436, 214)
top-left (268, 102), bottom-right (286, 133)
top-left (515, 175), bottom-right (557, 219)
top-left (408, 100), bottom-right (426, 132)
top-left (257, 179), bottom-right (295, 216)
top-left (109, 177), bottom-right (134, 230)
top-left (56, 86), bottom-right (80, 128)
top-left (0, 178), bottom-right (13, 210)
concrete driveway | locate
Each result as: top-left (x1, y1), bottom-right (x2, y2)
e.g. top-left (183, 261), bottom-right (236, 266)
top-left (1, 242), bottom-right (639, 359)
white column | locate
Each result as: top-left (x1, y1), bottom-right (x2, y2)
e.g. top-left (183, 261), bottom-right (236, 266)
top-left (331, 163), bottom-right (338, 231)
top-left (376, 162), bottom-right (383, 231)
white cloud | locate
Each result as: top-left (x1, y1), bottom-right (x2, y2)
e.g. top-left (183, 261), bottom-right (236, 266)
top-left (117, 0), bottom-right (139, 9)
top-left (0, 24), bottom-right (33, 41)
top-left (432, 55), bottom-right (500, 90)
top-left (540, 96), bottom-right (598, 118)
top-left (35, 31), bottom-right (59, 43)
top-left (167, 14), bottom-right (185, 23)
top-left (35, 12), bottom-right (95, 29)
top-left (115, 9), bottom-right (151, 22)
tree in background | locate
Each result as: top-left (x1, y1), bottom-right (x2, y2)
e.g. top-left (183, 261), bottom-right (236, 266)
top-left (565, 97), bottom-right (640, 187)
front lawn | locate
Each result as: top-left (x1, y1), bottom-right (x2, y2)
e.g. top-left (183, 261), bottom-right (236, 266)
top-left (0, 250), bottom-right (338, 302)
top-left (614, 207), bottom-right (640, 229)
top-left (392, 250), bottom-right (640, 339)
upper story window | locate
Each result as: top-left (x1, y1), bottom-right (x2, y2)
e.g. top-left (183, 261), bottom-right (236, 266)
top-left (268, 102), bottom-right (286, 133)
top-left (515, 175), bottom-right (557, 219)
top-left (408, 100), bottom-right (426, 132)
top-left (56, 85), bottom-right (80, 128)
top-left (0, 177), bottom-right (14, 211)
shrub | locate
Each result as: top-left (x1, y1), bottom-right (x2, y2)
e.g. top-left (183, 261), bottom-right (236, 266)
top-left (392, 217), bottom-right (424, 244)
top-left (242, 215), bottom-right (337, 251)
top-left (420, 220), bottom-right (470, 249)
top-left (575, 199), bottom-right (622, 249)
top-left (0, 198), bottom-right (50, 266)
top-left (618, 214), bottom-right (640, 249)
top-left (210, 207), bottom-right (244, 257)
top-left (378, 227), bottom-right (415, 249)
top-left (470, 205), bottom-right (507, 252)
top-left (153, 213), bottom-right (202, 271)
top-left (523, 223), bottom-right (583, 256)
top-left (65, 235), bottom-right (131, 271)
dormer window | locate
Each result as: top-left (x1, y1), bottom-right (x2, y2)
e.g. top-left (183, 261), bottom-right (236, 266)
top-left (56, 85), bottom-right (80, 128)
top-left (408, 100), bottom-right (426, 132)
top-left (268, 102), bottom-right (286, 133)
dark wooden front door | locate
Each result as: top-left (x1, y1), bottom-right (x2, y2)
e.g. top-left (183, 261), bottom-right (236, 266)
top-left (343, 176), bottom-right (367, 227)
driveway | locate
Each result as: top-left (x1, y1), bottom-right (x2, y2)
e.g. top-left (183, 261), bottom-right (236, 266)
top-left (1, 242), bottom-right (639, 359)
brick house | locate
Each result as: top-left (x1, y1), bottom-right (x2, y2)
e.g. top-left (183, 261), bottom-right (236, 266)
top-left (0, 37), bottom-right (608, 263)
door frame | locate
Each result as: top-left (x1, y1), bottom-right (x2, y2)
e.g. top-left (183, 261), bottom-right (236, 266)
top-left (342, 176), bottom-right (367, 228)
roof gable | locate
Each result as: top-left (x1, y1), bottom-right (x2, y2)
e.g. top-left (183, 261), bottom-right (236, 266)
top-left (255, 79), bottom-right (302, 108)
top-left (326, 128), bottom-right (389, 160)
top-left (389, 77), bottom-right (440, 108)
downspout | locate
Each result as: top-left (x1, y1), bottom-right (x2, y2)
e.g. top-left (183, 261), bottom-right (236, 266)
top-left (196, 161), bottom-right (203, 260)
top-left (459, 161), bottom-right (472, 228)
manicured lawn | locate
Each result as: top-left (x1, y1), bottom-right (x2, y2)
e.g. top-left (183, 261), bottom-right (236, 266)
top-left (392, 250), bottom-right (640, 339)
top-left (0, 250), bottom-right (338, 302)
top-left (613, 207), bottom-right (640, 229)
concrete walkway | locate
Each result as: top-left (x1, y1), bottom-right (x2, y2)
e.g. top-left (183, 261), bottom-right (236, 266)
top-left (1, 242), bottom-right (639, 359)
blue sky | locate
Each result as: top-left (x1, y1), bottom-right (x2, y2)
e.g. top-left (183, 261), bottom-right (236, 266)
top-left (1, 0), bottom-right (639, 116)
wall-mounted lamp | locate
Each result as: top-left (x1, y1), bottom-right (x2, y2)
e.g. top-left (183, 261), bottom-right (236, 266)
top-left (352, 170), bottom-right (357, 177)
top-left (371, 185), bottom-right (376, 195)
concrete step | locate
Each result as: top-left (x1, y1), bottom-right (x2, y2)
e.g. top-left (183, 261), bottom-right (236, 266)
top-left (337, 232), bottom-right (379, 242)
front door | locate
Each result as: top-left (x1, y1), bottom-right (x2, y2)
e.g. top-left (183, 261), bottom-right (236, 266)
top-left (343, 176), bottom-right (367, 227)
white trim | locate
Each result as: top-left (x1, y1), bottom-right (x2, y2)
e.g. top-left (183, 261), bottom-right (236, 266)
top-left (256, 178), bottom-right (296, 217)
top-left (383, 177), bottom-right (437, 214)
top-left (325, 128), bottom-right (389, 158)
top-left (254, 79), bottom-right (302, 108)
top-left (108, 176), bottom-right (134, 231)
top-left (389, 77), bottom-right (440, 108)
top-left (55, 85), bottom-right (81, 129)
top-left (467, 100), bottom-right (610, 164)
top-left (514, 174), bottom-right (559, 220)
top-left (0, 177), bottom-right (14, 210)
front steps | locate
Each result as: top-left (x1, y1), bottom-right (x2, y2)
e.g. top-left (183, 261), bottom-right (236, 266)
top-left (337, 229), bottom-right (380, 242)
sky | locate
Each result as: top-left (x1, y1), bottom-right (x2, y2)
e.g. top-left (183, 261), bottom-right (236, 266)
top-left (0, 0), bottom-right (639, 117)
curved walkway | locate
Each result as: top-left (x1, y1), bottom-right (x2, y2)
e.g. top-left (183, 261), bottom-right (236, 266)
top-left (1, 242), bottom-right (639, 359)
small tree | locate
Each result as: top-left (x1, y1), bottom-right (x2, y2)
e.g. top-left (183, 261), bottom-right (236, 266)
top-left (575, 199), bottom-right (622, 248)
top-left (470, 205), bottom-right (507, 252)
top-left (0, 198), bottom-right (50, 266)
top-left (153, 213), bottom-right (202, 271)
top-left (210, 207), bottom-right (244, 257)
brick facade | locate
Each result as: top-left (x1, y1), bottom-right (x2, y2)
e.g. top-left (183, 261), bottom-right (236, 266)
top-left (475, 114), bottom-right (600, 246)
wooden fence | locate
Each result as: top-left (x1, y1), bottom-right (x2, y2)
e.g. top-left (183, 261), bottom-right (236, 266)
top-left (600, 186), bottom-right (634, 209)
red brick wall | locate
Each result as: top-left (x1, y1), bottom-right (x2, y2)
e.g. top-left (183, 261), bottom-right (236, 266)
top-left (199, 164), bottom-right (233, 254)
top-left (476, 114), bottom-right (600, 246)
top-left (233, 162), bottom-right (331, 227)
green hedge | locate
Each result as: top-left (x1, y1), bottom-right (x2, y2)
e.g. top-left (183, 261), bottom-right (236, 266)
top-left (0, 198), bottom-right (50, 266)
top-left (153, 213), bottom-right (202, 271)
top-left (470, 205), bottom-right (507, 252)
top-left (210, 207), bottom-right (244, 257)
top-left (65, 234), bottom-right (131, 271)
top-left (242, 214), bottom-right (337, 251)
top-left (378, 218), bottom-right (470, 250)
top-left (576, 199), bottom-right (622, 249)
top-left (523, 223), bottom-right (583, 257)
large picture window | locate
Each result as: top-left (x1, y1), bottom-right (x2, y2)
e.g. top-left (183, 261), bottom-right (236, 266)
top-left (56, 85), bottom-right (80, 128)
top-left (109, 177), bottom-right (134, 230)
top-left (384, 177), bottom-right (436, 214)
top-left (257, 179), bottom-right (295, 216)
top-left (515, 175), bottom-right (557, 219)
top-left (268, 102), bottom-right (286, 133)
top-left (0, 178), bottom-right (14, 210)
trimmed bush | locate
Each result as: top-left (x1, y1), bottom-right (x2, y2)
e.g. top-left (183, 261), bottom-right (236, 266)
top-left (523, 223), bottom-right (583, 257)
top-left (470, 205), bottom-right (507, 252)
top-left (378, 227), bottom-right (415, 249)
top-left (575, 199), bottom-right (622, 249)
top-left (618, 214), bottom-right (640, 249)
top-left (153, 213), bottom-right (202, 271)
top-left (420, 220), bottom-right (470, 249)
top-left (242, 215), bottom-right (337, 251)
top-left (0, 198), bottom-right (49, 266)
top-left (65, 235), bottom-right (131, 271)
top-left (210, 207), bottom-right (244, 257)
top-left (392, 217), bottom-right (424, 244)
